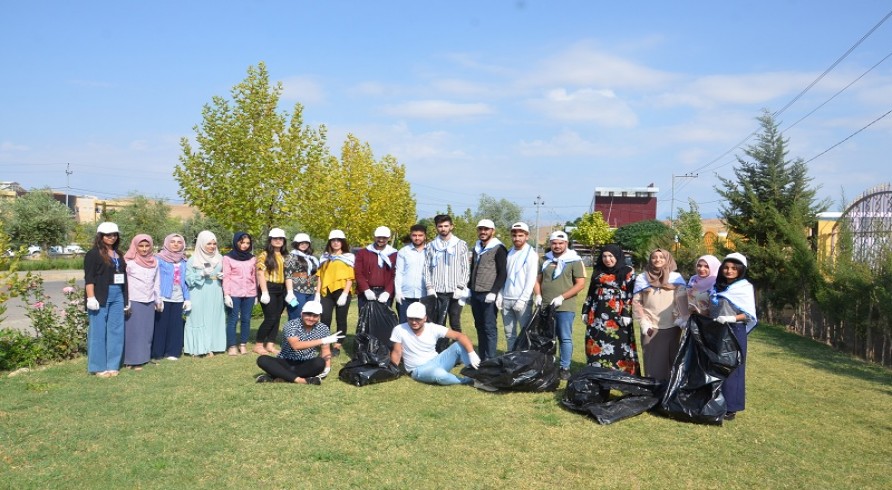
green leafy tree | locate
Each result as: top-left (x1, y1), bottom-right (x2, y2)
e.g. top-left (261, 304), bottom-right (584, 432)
top-left (673, 199), bottom-right (706, 275)
top-left (1, 189), bottom-right (73, 249)
top-left (182, 212), bottom-right (232, 252)
top-left (570, 211), bottom-right (614, 250)
top-left (474, 194), bottom-right (523, 239)
top-left (715, 110), bottom-right (829, 314)
top-left (105, 194), bottom-right (180, 245)
top-left (613, 219), bottom-right (674, 268)
top-left (175, 62), bottom-right (329, 236)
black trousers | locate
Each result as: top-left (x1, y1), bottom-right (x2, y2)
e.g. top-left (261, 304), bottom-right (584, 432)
top-left (257, 355), bottom-right (325, 382)
top-left (321, 288), bottom-right (351, 336)
top-left (257, 282), bottom-right (285, 344)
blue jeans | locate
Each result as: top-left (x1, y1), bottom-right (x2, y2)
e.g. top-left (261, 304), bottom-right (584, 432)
top-left (397, 297), bottom-right (421, 324)
top-left (470, 291), bottom-right (499, 360)
top-left (554, 311), bottom-right (575, 369)
top-left (410, 342), bottom-right (473, 386)
top-left (501, 299), bottom-right (532, 351)
top-left (285, 292), bottom-right (314, 321)
top-left (87, 285), bottom-right (125, 373)
top-left (226, 296), bottom-right (255, 347)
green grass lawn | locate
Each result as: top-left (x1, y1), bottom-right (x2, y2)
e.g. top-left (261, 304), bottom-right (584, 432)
top-left (1, 305), bottom-right (890, 489)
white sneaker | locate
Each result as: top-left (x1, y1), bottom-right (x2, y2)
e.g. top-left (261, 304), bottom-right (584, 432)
top-left (165, 356), bottom-right (179, 361)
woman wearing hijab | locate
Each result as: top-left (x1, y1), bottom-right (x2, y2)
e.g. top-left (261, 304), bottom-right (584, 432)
top-left (710, 252), bottom-right (757, 421)
top-left (84, 222), bottom-right (128, 377)
top-left (582, 244), bottom-right (639, 374)
top-left (284, 233), bottom-right (320, 321)
top-left (255, 227), bottom-right (289, 355)
top-left (184, 230), bottom-right (226, 356)
top-left (222, 232), bottom-right (257, 356)
top-left (684, 255), bottom-right (721, 320)
top-left (152, 233), bottom-right (191, 360)
top-left (632, 248), bottom-right (686, 381)
top-left (123, 234), bottom-right (161, 370)
top-left (314, 230), bottom-right (355, 356)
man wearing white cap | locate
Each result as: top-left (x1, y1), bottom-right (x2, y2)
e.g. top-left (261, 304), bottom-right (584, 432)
top-left (423, 214), bottom-right (470, 340)
top-left (498, 222), bottom-right (540, 351)
top-left (354, 226), bottom-right (398, 311)
top-left (537, 230), bottom-right (587, 380)
top-left (390, 302), bottom-right (481, 386)
top-left (394, 224), bottom-right (429, 323)
top-left (256, 300), bottom-right (344, 385)
top-left (468, 218), bottom-right (508, 361)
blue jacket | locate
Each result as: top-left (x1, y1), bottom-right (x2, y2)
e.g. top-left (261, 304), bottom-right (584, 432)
top-left (157, 257), bottom-right (191, 301)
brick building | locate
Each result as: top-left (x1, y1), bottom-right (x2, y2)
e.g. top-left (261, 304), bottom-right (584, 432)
top-left (590, 185), bottom-right (659, 228)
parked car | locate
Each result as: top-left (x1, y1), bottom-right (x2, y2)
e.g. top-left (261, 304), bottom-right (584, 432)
top-left (48, 244), bottom-right (86, 257)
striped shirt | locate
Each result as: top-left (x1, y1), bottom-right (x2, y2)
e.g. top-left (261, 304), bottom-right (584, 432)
top-left (423, 236), bottom-right (470, 293)
top-left (256, 251), bottom-right (285, 284)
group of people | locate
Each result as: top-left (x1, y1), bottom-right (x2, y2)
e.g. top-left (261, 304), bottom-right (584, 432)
top-left (83, 215), bottom-right (756, 419)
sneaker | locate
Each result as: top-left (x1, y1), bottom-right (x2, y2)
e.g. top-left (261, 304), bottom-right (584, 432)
top-left (305, 376), bottom-right (322, 385)
top-left (165, 356), bottom-right (179, 361)
top-left (255, 374), bottom-right (273, 383)
top-left (723, 411), bottom-right (737, 421)
top-left (559, 368), bottom-right (572, 380)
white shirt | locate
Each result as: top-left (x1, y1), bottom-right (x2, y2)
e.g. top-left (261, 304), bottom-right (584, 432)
top-left (395, 244), bottom-right (426, 298)
top-left (390, 322), bottom-right (448, 372)
top-left (502, 243), bottom-right (538, 301)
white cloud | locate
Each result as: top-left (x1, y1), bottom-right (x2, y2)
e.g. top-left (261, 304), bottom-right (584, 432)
top-left (382, 100), bottom-right (494, 119)
top-left (517, 129), bottom-right (635, 158)
top-left (685, 72), bottom-right (815, 105)
top-left (1, 141), bottom-right (29, 152)
top-left (526, 88), bottom-right (638, 127)
top-left (281, 76), bottom-right (326, 104)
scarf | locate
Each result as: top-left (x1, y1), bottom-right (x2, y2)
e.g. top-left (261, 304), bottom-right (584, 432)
top-left (124, 234), bottom-right (156, 269)
top-left (474, 238), bottom-right (504, 264)
top-left (644, 248), bottom-right (680, 289)
top-left (507, 243), bottom-right (534, 286)
top-left (712, 279), bottom-right (758, 333)
top-left (429, 235), bottom-right (459, 267)
top-left (365, 243), bottom-right (397, 268)
top-left (291, 249), bottom-right (320, 274)
top-left (633, 270), bottom-right (686, 294)
top-left (541, 249), bottom-right (582, 279)
top-left (595, 243), bottom-right (630, 277)
top-left (157, 233), bottom-right (186, 263)
top-left (320, 252), bottom-right (355, 268)
top-left (226, 232), bottom-right (254, 262)
top-left (191, 230), bottom-right (222, 269)
top-left (688, 254), bottom-right (721, 293)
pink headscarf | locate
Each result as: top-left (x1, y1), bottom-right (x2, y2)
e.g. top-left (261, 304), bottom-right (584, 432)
top-left (157, 233), bottom-right (186, 263)
top-left (688, 254), bottom-right (721, 293)
top-left (124, 234), bottom-right (157, 269)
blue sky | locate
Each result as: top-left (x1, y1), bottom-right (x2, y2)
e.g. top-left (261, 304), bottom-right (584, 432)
top-left (2, 1), bottom-right (890, 226)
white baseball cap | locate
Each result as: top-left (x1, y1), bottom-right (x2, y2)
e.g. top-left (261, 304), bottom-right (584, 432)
top-left (724, 252), bottom-right (748, 268)
top-left (96, 222), bottom-right (119, 234)
top-left (268, 227), bottom-right (287, 239)
top-left (476, 219), bottom-right (495, 229)
top-left (292, 233), bottom-right (311, 243)
top-left (406, 302), bottom-right (426, 319)
top-left (549, 231), bottom-right (569, 242)
top-left (328, 229), bottom-right (346, 240)
top-left (511, 222), bottom-right (530, 233)
top-left (302, 300), bottom-right (323, 315)
top-left (373, 226), bottom-right (391, 238)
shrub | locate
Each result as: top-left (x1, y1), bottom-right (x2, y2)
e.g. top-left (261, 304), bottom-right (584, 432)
top-left (0, 328), bottom-right (43, 371)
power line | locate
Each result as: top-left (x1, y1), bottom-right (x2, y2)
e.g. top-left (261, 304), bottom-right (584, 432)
top-left (803, 107), bottom-right (892, 164)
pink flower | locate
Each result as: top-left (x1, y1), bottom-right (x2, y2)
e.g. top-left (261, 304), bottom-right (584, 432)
top-left (32, 301), bottom-right (44, 309)
top-left (62, 286), bottom-right (75, 294)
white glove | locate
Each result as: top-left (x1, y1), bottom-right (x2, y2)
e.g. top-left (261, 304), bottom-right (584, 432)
top-left (314, 292), bottom-right (321, 303)
top-left (513, 299), bottom-right (527, 313)
top-left (618, 316), bottom-right (631, 327)
top-left (452, 288), bottom-right (465, 300)
top-left (319, 366), bottom-right (331, 379)
top-left (336, 292), bottom-right (348, 306)
top-left (285, 292), bottom-right (296, 305)
top-left (224, 295), bottom-right (233, 308)
top-left (715, 315), bottom-right (737, 324)
top-left (86, 297), bottom-right (100, 311)
top-left (156, 301), bottom-right (164, 312)
top-left (534, 294), bottom-right (542, 306)
top-left (495, 294), bottom-right (503, 309)
top-left (485, 293), bottom-right (496, 304)
top-left (427, 288), bottom-right (437, 297)
top-left (364, 289), bottom-right (377, 301)
top-left (550, 295), bottom-right (564, 307)
top-left (467, 351), bottom-right (481, 369)
top-left (260, 292), bottom-right (270, 304)
top-left (124, 301), bottom-right (132, 313)
top-left (320, 332), bottom-right (346, 344)
top-left (674, 316), bottom-right (687, 328)
top-left (183, 300), bottom-right (192, 312)
top-left (378, 292), bottom-right (390, 303)
top-left (394, 291), bottom-right (404, 304)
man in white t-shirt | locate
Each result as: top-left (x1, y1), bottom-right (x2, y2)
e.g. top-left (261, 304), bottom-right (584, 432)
top-left (390, 302), bottom-right (481, 385)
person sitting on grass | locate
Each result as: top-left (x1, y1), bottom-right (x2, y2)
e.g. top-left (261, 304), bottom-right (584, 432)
top-left (255, 301), bottom-right (344, 385)
top-left (389, 302), bottom-right (481, 386)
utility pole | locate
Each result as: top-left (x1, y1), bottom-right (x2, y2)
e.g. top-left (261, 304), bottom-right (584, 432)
top-left (65, 163), bottom-right (73, 210)
top-left (670, 173), bottom-right (698, 225)
top-left (533, 195), bottom-right (545, 254)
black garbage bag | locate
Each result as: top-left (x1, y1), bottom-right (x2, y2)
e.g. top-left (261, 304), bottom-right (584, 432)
top-left (338, 329), bottom-right (402, 387)
top-left (658, 314), bottom-right (742, 425)
top-left (356, 301), bottom-right (399, 349)
top-left (561, 366), bottom-right (661, 425)
top-left (512, 305), bottom-right (556, 355)
top-left (460, 351), bottom-right (560, 392)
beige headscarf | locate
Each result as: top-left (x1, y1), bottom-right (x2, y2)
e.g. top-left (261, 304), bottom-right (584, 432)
top-left (644, 248), bottom-right (679, 290)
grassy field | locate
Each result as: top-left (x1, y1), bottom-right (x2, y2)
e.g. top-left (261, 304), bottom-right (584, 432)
top-left (1, 305), bottom-right (890, 489)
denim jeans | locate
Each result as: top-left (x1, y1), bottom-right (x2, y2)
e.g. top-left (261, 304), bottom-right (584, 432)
top-left (285, 292), bottom-right (314, 321)
top-left (554, 311), bottom-right (575, 369)
top-left (87, 285), bottom-right (125, 373)
top-left (501, 299), bottom-right (532, 352)
top-left (410, 342), bottom-right (473, 386)
top-left (396, 297), bottom-right (422, 324)
top-left (226, 296), bottom-right (255, 347)
top-left (470, 291), bottom-right (499, 360)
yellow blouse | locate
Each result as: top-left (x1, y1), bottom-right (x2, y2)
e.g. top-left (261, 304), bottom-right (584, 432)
top-left (317, 259), bottom-right (354, 296)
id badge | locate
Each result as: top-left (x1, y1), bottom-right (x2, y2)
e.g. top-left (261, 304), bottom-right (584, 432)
top-left (114, 273), bottom-right (125, 285)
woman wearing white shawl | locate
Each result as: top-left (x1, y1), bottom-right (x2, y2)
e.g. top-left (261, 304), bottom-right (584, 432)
top-left (184, 230), bottom-right (227, 356)
top-left (632, 248), bottom-right (686, 381)
top-left (709, 252), bottom-right (757, 421)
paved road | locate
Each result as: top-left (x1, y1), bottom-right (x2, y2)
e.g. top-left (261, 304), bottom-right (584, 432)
top-left (2, 270), bottom-right (83, 335)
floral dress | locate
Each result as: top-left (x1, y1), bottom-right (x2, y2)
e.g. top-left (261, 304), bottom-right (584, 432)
top-left (583, 269), bottom-right (639, 374)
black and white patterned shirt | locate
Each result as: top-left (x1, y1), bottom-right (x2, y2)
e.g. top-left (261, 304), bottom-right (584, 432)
top-left (278, 319), bottom-right (330, 361)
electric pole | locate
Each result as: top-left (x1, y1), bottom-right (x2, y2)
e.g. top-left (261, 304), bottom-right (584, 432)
top-left (534, 195), bottom-right (545, 254)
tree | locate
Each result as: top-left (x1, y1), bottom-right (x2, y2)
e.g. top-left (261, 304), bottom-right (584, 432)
top-left (182, 212), bottom-right (232, 252)
top-left (570, 211), bottom-right (613, 250)
top-left (715, 110), bottom-right (829, 314)
top-left (613, 219), bottom-right (674, 268)
top-left (1, 189), bottom-right (73, 249)
top-left (299, 134), bottom-right (416, 245)
top-left (175, 62), bottom-right (329, 236)
top-left (474, 194), bottom-right (523, 239)
top-left (105, 194), bottom-right (180, 245)
top-left (673, 199), bottom-right (706, 276)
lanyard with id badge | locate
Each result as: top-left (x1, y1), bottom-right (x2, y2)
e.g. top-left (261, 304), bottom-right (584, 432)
top-left (112, 255), bottom-right (125, 285)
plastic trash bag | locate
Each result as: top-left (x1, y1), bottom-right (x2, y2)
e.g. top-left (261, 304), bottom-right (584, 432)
top-left (356, 301), bottom-right (399, 349)
top-left (460, 351), bottom-right (560, 392)
top-left (657, 314), bottom-right (742, 425)
top-left (338, 333), bottom-right (402, 386)
top-left (512, 305), bottom-right (556, 355)
top-left (561, 366), bottom-right (661, 425)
